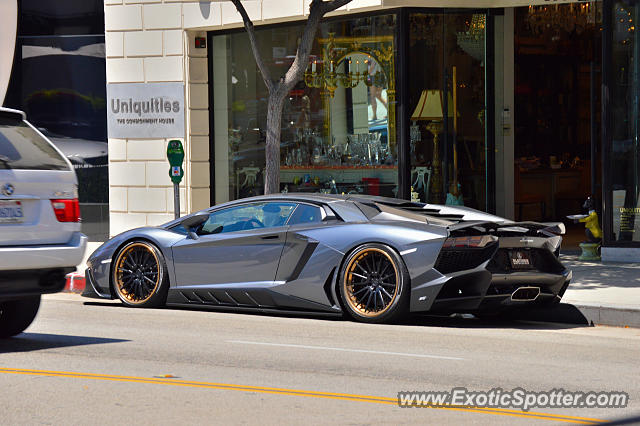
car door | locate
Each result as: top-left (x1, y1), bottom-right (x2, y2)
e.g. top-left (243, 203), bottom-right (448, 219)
top-left (170, 201), bottom-right (297, 289)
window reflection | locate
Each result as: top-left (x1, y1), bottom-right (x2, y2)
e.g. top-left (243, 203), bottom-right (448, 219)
top-left (610, 1), bottom-right (640, 242)
top-left (5, 2), bottom-right (109, 240)
top-left (20, 0), bottom-right (104, 36)
top-left (17, 35), bottom-right (108, 206)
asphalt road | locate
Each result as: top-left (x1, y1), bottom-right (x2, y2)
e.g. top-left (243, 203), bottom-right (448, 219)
top-left (1, 294), bottom-right (639, 425)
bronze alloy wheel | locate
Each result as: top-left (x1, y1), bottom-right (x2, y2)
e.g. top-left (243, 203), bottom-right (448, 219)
top-left (343, 247), bottom-right (400, 318)
top-left (114, 242), bottom-right (163, 305)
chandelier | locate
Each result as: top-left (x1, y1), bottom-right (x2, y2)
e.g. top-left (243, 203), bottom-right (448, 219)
top-left (304, 32), bottom-right (388, 98)
top-left (304, 57), bottom-right (382, 98)
top-left (525, 2), bottom-right (600, 37)
top-left (456, 14), bottom-right (486, 64)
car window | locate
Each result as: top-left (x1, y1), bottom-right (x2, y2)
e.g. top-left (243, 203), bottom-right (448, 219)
top-left (0, 117), bottom-right (69, 170)
top-left (199, 202), bottom-right (297, 235)
top-left (288, 204), bottom-right (323, 225)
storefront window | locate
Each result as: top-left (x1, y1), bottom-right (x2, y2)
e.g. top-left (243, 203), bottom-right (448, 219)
top-left (19, 0), bottom-right (104, 36)
top-left (210, 14), bottom-right (398, 203)
top-left (407, 12), bottom-right (487, 210)
top-left (609, 0), bottom-right (640, 242)
top-left (5, 1), bottom-right (108, 240)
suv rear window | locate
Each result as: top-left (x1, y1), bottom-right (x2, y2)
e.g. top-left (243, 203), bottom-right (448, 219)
top-left (0, 117), bottom-right (69, 170)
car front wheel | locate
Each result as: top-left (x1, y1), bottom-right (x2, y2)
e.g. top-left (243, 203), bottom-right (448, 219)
top-left (0, 296), bottom-right (41, 338)
top-left (338, 243), bottom-right (409, 323)
top-left (112, 241), bottom-right (168, 308)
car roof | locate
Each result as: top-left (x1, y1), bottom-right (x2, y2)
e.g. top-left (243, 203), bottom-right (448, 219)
top-left (160, 193), bottom-right (373, 228)
top-left (222, 193), bottom-right (415, 205)
top-left (213, 193), bottom-right (350, 206)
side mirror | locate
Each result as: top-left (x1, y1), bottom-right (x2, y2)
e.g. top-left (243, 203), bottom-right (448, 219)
top-left (181, 213), bottom-right (209, 239)
top-left (181, 213), bottom-right (209, 230)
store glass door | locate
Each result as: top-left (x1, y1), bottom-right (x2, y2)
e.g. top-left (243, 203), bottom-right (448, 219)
top-left (407, 11), bottom-right (488, 211)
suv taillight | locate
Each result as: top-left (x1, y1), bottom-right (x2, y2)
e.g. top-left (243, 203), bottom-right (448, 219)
top-left (50, 198), bottom-right (81, 222)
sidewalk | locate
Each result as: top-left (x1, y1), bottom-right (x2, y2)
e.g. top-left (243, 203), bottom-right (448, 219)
top-left (557, 253), bottom-right (640, 328)
top-left (65, 244), bottom-right (640, 328)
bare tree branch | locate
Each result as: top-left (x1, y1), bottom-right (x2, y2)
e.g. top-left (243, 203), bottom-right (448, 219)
top-left (282, 0), bottom-right (350, 91)
top-left (281, 5), bottom-right (322, 90)
top-left (230, 0), bottom-right (355, 194)
top-left (230, 0), bottom-right (274, 92)
top-left (318, 0), bottom-right (353, 14)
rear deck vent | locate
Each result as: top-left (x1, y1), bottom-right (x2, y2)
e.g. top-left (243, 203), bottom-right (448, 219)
top-left (434, 243), bottom-right (498, 274)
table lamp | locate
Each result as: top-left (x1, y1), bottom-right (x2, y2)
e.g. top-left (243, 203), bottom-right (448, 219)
top-left (411, 89), bottom-right (449, 203)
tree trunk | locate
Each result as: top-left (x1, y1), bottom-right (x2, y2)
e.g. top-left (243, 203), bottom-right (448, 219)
top-left (230, 0), bottom-right (355, 195)
top-left (264, 90), bottom-right (285, 194)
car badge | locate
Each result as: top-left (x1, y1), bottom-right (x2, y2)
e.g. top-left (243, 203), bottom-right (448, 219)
top-left (520, 238), bottom-right (534, 244)
top-left (2, 183), bottom-right (14, 196)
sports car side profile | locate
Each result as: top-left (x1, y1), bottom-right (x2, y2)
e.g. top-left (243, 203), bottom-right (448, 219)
top-left (82, 194), bottom-right (571, 323)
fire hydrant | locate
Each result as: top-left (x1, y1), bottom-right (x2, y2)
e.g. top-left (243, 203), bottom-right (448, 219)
top-left (567, 197), bottom-right (601, 261)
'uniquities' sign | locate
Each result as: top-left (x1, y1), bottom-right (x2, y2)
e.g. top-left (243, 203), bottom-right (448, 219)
top-left (107, 82), bottom-right (185, 139)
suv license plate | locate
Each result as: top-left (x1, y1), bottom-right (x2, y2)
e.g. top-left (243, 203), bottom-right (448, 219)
top-left (510, 250), bottom-right (531, 269)
top-left (0, 200), bottom-right (24, 223)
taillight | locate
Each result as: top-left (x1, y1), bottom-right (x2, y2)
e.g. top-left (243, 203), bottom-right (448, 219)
top-left (50, 198), bottom-right (81, 222)
top-left (442, 235), bottom-right (497, 248)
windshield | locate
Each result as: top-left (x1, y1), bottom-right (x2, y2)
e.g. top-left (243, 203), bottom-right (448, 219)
top-left (0, 117), bottom-right (69, 170)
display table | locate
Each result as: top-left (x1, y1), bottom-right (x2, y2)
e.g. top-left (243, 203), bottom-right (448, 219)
top-left (281, 166), bottom-right (397, 183)
top-left (280, 165), bottom-right (398, 195)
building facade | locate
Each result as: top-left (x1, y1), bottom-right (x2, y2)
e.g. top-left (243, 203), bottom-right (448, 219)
top-left (100, 0), bottom-right (517, 233)
top-left (7, 0), bottom-right (630, 259)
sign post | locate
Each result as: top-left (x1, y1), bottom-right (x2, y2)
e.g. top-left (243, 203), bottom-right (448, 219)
top-left (167, 140), bottom-right (185, 220)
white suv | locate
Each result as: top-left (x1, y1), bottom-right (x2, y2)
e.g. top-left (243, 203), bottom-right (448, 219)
top-left (0, 108), bottom-right (87, 337)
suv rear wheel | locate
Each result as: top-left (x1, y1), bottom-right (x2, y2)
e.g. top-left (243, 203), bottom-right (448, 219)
top-left (0, 296), bottom-right (41, 338)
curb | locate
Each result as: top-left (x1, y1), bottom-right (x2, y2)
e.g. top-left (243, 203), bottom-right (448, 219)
top-left (64, 272), bottom-right (86, 293)
top-left (507, 302), bottom-right (640, 328)
top-left (570, 303), bottom-right (640, 328)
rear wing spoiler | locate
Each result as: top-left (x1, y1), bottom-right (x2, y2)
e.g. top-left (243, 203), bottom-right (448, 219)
top-left (446, 220), bottom-right (565, 236)
top-left (539, 222), bottom-right (566, 235)
top-left (504, 221), bottom-right (566, 235)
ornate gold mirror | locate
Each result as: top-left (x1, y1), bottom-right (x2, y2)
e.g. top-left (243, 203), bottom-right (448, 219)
top-left (304, 34), bottom-right (396, 155)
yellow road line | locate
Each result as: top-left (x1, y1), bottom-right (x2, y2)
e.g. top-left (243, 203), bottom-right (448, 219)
top-left (0, 367), bottom-right (604, 424)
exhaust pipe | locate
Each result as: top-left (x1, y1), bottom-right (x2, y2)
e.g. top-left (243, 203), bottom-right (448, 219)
top-left (511, 286), bottom-right (540, 302)
top-left (39, 271), bottom-right (65, 288)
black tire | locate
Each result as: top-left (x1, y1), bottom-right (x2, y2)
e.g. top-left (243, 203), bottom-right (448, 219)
top-left (338, 243), bottom-right (410, 323)
top-left (112, 241), bottom-right (169, 308)
top-left (0, 296), bottom-right (41, 338)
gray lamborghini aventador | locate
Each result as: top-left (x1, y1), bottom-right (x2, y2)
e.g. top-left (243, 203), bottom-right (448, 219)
top-left (82, 194), bottom-right (571, 323)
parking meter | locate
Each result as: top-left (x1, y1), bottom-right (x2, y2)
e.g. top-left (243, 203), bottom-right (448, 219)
top-left (167, 140), bottom-right (185, 219)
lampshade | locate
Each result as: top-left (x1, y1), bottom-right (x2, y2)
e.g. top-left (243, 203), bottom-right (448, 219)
top-left (411, 90), bottom-right (456, 121)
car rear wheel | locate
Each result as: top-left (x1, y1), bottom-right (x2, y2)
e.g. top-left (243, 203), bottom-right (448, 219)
top-left (0, 296), bottom-right (41, 338)
top-left (338, 243), bottom-right (409, 323)
top-left (113, 241), bottom-right (168, 308)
